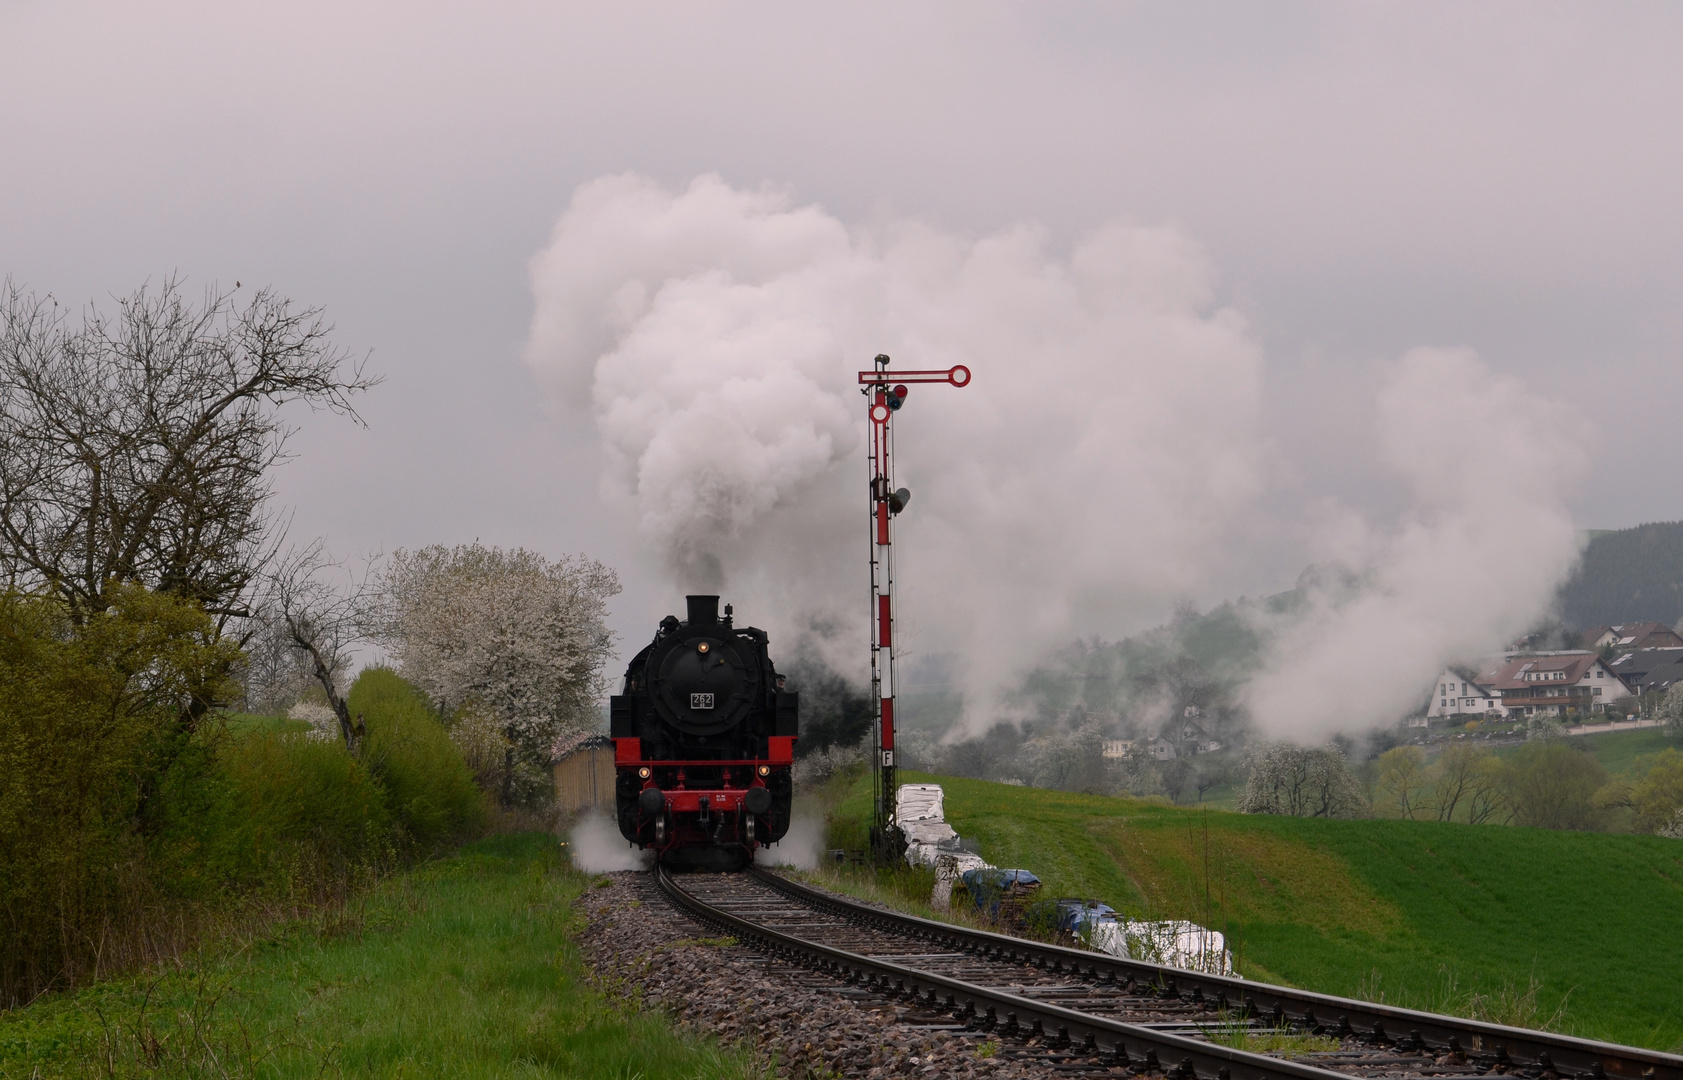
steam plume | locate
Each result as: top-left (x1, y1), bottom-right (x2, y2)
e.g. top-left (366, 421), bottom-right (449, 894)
top-left (567, 812), bottom-right (652, 872)
top-left (1243, 347), bottom-right (1590, 740)
top-left (524, 174), bottom-right (1266, 713)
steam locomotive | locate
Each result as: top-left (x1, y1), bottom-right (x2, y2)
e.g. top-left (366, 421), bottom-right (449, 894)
top-left (611, 595), bottom-right (797, 870)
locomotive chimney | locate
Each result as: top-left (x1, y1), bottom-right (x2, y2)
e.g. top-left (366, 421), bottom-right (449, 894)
top-left (686, 595), bottom-right (720, 627)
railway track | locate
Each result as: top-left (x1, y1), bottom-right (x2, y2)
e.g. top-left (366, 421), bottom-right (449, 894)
top-left (654, 865), bottom-right (1681, 1080)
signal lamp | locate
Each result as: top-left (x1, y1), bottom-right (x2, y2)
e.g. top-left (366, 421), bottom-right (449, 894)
top-left (888, 487), bottom-right (911, 514)
top-left (698, 642), bottom-right (710, 653)
top-left (638, 766), bottom-right (652, 779)
top-left (757, 765), bottom-right (771, 776)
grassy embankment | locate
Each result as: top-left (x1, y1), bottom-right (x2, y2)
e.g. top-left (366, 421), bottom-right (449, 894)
top-left (1558, 726), bottom-right (1678, 775)
top-left (808, 766), bottom-right (1683, 1052)
top-left (0, 833), bottom-right (757, 1080)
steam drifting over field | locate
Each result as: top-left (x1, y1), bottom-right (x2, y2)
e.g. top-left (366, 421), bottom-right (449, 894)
top-left (1241, 348), bottom-right (1590, 739)
top-left (525, 174), bottom-right (1589, 740)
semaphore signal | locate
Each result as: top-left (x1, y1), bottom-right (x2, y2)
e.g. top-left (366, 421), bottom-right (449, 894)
top-left (857, 353), bottom-right (972, 863)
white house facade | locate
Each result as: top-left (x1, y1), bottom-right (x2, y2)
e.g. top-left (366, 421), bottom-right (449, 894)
top-left (1422, 652), bottom-right (1635, 724)
top-left (1425, 669), bottom-right (1503, 720)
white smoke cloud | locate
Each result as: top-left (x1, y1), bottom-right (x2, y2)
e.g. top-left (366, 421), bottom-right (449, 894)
top-left (526, 176), bottom-right (1594, 742)
top-left (754, 815), bottom-right (825, 870)
top-left (524, 174), bottom-right (1267, 718)
top-left (1243, 347), bottom-right (1590, 740)
top-left (566, 812), bottom-right (652, 872)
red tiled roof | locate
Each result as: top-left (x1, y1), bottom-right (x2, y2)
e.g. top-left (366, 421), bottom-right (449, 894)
top-left (1486, 652), bottom-right (1599, 691)
top-left (1609, 622), bottom-right (1683, 647)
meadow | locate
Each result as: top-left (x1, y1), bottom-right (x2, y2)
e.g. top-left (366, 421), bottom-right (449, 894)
top-left (0, 834), bottom-right (756, 1080)
top-left (818, 768), bottom-right (1683, 1051)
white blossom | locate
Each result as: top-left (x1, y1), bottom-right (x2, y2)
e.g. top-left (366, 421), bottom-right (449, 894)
top-left (370, 544), bottom-right (620, 773)
top-left (1237, 742), bottom-right (1368, 818)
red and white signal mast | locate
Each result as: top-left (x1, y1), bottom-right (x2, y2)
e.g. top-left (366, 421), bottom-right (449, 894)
top-left (857, 353), bottom-right (972, 862)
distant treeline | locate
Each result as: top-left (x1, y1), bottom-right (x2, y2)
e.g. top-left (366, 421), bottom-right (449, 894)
top-left (1559, 521), bottom-right (1683, 631)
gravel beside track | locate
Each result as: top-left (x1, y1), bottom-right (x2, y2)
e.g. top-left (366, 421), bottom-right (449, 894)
top-left (577, 871), bottom-right (1063, 1080)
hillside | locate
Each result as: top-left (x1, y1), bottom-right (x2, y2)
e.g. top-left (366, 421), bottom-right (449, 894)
top-left (821, 772), bottom-right (1683, 1051)
top-left (1559, 521), bottom-right (1683, 630)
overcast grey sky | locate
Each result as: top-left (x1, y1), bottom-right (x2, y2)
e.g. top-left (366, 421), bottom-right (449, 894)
top-left (4, 2), bottom-right (1681, 657)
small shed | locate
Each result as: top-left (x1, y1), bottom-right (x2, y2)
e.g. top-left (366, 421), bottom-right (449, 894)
top-left (552, 733), bottom-right (616, 813)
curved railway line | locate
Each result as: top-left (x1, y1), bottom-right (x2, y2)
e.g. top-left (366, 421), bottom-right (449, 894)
top-left (653, 865), bottom-right (1682, 1080)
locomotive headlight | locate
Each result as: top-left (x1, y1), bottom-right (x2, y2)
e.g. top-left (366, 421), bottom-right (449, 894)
top-left (757, 765), bottom-right (770, 777)
top-left (638, 766), bottom-right (652, 779)
top-left (697, 642), bottom-right (710, 654)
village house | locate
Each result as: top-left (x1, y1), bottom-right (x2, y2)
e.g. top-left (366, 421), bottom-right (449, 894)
top-left (1423, 651), bottom-right (1633, 722)
top-left (1606, 647), bottom-right (1683, 698)
top-left (1487, 651), bottom-right (1632, 718)
top-left (1145, 718), bottom-right (1223, 759)
top-left (1584, 622), bottom-right (1683, 653)
top-left (1100, 714), bottom-right (1221, 762)
top-left (1424, 666), bottom-right (1503, 720)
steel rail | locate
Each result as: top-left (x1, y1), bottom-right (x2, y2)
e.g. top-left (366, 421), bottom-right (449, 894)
top-left (658, 865), bottom-right (1354, 1080)
top-left (745, 867), bottom-right (1681, 1080)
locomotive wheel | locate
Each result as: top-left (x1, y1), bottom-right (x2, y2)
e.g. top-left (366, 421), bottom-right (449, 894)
top-left (655, 815), bottom-right (667, 844)
top-left (744, 814), bottom-right (756, 843)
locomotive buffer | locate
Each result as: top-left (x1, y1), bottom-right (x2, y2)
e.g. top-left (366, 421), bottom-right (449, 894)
top-left (858, 354), bottom-right (971, 864)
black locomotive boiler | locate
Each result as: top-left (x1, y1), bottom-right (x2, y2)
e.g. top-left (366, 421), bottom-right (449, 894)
top-left (611, 595), bottom-right (797, 869)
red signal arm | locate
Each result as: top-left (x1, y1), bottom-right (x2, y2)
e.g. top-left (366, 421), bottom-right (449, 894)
top-left (857, 365), bottom-right (971, 386)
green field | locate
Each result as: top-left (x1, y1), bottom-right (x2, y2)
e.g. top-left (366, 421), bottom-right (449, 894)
top-left (1569, 726), bottom-right (1681, 776)
top-left (823, 769), bottom-right (1683, 1051)
top-left (0, 834), bottom-right (754, 1080)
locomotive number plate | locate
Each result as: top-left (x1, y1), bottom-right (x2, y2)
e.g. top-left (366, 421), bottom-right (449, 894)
top-left (690, 693), bottom-right (715, 710)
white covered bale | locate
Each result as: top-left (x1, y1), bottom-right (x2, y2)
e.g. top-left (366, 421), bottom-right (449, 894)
top-left (896, 784), bottom-right (946, 822)
top-left (894, 783), bottom-right (992, 873)
top-left (1089, 919), bottom-right (1236, 976)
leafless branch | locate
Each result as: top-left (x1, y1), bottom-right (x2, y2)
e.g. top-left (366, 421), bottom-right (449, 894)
top-left (0, 276), bottom-right (378, 622)
top-left (254, 543), bottom-right (375, 751)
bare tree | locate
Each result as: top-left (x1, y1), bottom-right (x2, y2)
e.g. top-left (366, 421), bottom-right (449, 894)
top-left (1375, 746), bottom-right (1429, 819)
top-left (1023, 722), bottom-right (1112, 793)
top-left (0, 278), bottom-right (375, 623)
top-left (1428, 742), bottom-right (1491, 822)
top-left (237, 603), bottom-right (319, 715)
top-left (1463, 753), bottom-right (1512, 825)
top-left (258, 544), bottom-right (369, 751)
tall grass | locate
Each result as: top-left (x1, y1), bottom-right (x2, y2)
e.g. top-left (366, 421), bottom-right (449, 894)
top-left (0, 835), bottom-right (762, 1080)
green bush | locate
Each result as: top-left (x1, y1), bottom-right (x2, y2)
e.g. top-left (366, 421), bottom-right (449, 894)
top-left (215, 730), bottom-right (396, 886)
top-left (0, 586), bottom-right (241, 1004)
top-left (1501, 741), bottom-right (1610, 831)
top-left (349, 667), bottom-right (486, 850)
top-left (0, 594), bottom-right (483, 1007)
